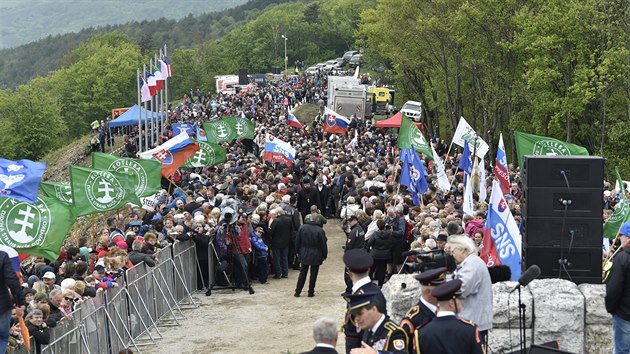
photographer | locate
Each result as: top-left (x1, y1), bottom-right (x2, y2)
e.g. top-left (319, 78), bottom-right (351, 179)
top-left (217, 210), bottom-right (252, 291)
top-left (190, 221), bottom-right (214, 292)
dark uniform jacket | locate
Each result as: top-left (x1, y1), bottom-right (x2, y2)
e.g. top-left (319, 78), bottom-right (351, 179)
top-left (297, 187), bottom-right (318, 217)
top-left (314, 185), bottom-right (331, 214)
top-left (269, 215), bottom-right (294, 249)
top-left (418, 314), bottom-right (483, 354)
top-left (299, 346), bottom-right (338, 354)
top-left (400, 300), bottom-right (437, 352)
top-left (605, 246), bottom-right (630, 321)
top-left (344, 281), bottom-right (387, 353)
top-left (367, 230), bottom-right (392, 260)
top-left (345, 224), bottom-right (365, 252)
top-left (360, 315), bottom-right (409, 354)
top-left (295, 221), bottom-right (328, 266)
top-left (0, 250), bottom-right (25, 314)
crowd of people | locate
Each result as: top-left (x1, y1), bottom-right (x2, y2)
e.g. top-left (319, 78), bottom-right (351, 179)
top-left (2, 66), bottom-right (629, 354)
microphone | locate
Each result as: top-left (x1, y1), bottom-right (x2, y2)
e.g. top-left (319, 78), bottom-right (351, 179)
top-left (509, 265), bottom-right (541, 293)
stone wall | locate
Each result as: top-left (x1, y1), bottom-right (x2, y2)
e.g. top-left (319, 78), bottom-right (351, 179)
top-left (383, 276), bottom-right (612, 354)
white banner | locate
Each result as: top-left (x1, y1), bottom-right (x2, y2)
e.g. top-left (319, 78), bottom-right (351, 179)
top-left (452, 116), bottom-right (489, 158)
top-left (431, 144), bottom-right (451, 191)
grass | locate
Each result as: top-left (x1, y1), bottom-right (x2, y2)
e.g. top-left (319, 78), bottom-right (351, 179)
top-left (293, 103), bottom-right (320, 126)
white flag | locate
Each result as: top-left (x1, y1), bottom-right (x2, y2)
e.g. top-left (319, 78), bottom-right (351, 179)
top-left (479, 157), bottom-right (487, 202)
top-left (431, 144), bottom-right (451, 191)
top-left (452, 116), bottom-right (489, 158)
top-left (463, 172), bottom-right (474, 217)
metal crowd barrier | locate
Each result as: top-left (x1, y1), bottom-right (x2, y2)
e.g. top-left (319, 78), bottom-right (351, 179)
top-left (35, 240), bottom-right (199, 354)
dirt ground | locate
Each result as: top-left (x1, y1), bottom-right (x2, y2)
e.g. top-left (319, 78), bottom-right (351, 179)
top-left (145, 219), bottom-right (349, 354)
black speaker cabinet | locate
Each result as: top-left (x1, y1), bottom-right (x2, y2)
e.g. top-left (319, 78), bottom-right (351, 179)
top-left (523, 156), bottom-right (604, 188)
top-left (523, 187), bottom-right (602, 218)
top-left (525, 246), bottom-right (601, 284)
top-left (238, 68), bottom-right (248, 85)
top-left (524, 216), bottom-right (602, 248)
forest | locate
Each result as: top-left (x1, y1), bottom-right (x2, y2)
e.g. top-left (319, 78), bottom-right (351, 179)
top-left (0, 0), bottom-right (628, 177)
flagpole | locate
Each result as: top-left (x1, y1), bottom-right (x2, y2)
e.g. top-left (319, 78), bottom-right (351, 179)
top-left (158, 49), bottom-right (163, 145)
top-left (150, 57), bottom-right (156, 148)
top-left (137, 69), bottom-right (142, 153)
top-left (603, 228), bottom-right (622, 267)
top-left (443, 140), bottom-right (454, 164)
top-left (143, 64), bottom-right (149, 151)
top-left (164, 44), bottom-right (169, 139)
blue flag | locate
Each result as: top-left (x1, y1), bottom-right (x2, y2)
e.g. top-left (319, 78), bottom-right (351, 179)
top-left (195, 126), bottom-right (208, 142)
top-left (400, 148), bottom-right (428, 206)
top-left (458, 139), bottom-right (473, 183)
top-left (0, 158), bottom-right (46, 204)
top-left (172, 123), bottom-right (195, 136)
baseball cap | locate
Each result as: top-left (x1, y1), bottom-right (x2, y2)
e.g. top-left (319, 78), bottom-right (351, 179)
top-left (43, 272), bottom-right (56, 280)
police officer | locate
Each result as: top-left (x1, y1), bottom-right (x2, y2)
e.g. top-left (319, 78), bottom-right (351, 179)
top-left (399, 267), bottom-right (446, 353)
top-left (418, 279), bottom-right (484, 354)
top-left (343, 292), bottom-right (408, 354)
top-left (344, 215), bottom-right (366, 293)
top-left (343, 249), bottom-right (386, 353)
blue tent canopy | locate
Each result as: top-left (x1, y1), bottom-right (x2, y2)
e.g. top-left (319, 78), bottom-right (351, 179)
top-left (108, 104), bottom-right (166, 128)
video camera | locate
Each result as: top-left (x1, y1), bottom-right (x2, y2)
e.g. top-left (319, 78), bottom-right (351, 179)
top-left (401, 249), bottom-right (453, 273)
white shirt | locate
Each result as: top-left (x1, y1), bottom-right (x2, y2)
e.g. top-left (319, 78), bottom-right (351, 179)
top-left (420, 296), bottom-right (437, 315)
top-left (436, 311), bottom-right (456, 317)
top-left (352, 276), bottom-right (372, 294)
top-left (371, 314), bottom-right (386, 333)
top-left (315, 343), bottom-right (336, 349)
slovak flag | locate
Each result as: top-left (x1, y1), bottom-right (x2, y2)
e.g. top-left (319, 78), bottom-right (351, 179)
top-left (146, 72), bottom-right (157, 96)
top-left (287, 111), bottom-right (304, 130)
top-left (480, 179), bottom-right (522, 280)
top-left (263, 134), bottom-right (296, 167)
top-left (494, 133), bottom-right (510, 194)
top-left (0, 245), bottom-right (21, 278)
top-left (138, 131), bottom-right (200, 177)
top-left (322, 107), bottom-right (350, 135)
top-left (163, 56), bottom-right (173, 77)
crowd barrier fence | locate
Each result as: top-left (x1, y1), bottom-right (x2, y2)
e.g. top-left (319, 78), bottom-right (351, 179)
top-left (12, 240), bottom-right (201, 354)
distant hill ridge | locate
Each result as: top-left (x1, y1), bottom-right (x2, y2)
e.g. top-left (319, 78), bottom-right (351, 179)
top-left (0, 0), bottom-right (291, 88)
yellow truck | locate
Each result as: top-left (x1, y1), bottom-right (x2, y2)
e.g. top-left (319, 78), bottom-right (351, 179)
top-left (368, 86), bottom-right (395, 114)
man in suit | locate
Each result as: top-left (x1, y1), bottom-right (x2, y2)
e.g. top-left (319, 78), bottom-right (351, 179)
top-left (300, 316), bottom-right (339, 354)
top-left (314, 177), bottom-right (331, 217)
top-left (269, 207), bottom-right (294, 278)
top-left (294, 212), bottom-right (328, 297)
top-left (399, 267), bottom-right (446, 352)
top-left (343, 292), bottom-right (408, 354)
top-left (343, 249), bottom-right (387, 353)
top-left (418, 279), bottom-right (484, 354)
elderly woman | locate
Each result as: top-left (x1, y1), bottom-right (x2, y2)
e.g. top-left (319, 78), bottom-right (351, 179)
top-left (25, 309), bottom-right (50, 354)
top-left (364, 209), bottom-right (384, 241)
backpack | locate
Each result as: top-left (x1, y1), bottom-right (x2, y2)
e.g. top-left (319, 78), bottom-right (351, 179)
top-left (404, 218), bottom-right (414, 242)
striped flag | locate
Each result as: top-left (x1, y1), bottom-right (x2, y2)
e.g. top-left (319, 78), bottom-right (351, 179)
top-left (494, 133), bottom-right (510, 194)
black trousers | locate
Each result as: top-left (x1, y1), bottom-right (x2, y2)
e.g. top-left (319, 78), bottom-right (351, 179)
top-left (295, 264), bottom-right (320, 295)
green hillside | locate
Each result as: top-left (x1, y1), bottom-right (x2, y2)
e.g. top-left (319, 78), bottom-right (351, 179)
top-left (0, 0), bottom-right (247, 49)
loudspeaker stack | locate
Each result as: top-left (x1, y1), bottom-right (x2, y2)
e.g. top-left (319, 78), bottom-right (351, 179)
top-left (522, 156), bottom-right (604, 284)
top-left (238, 68), bottom-right (248, 85)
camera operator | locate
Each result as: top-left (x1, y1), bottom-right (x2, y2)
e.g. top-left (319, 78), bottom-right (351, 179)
top-left (218, 211), bottom-right (253, 291)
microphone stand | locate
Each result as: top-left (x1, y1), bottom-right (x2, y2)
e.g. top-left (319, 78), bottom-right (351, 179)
top-left (518, 285), bottom-right (527, 354)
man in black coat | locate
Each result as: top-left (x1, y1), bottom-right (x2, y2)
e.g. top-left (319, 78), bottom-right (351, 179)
top-left (300, 316), bottom-right (339, 354)
top-left (314, 177), bottom-right (331, 217)
top-left (297, 177), bottom-right (318, 221)
top-left (605, 221), bottom-right (630, 354)
top-left (294, 213), bottom-right (328, 297)
top-left (1, 250), bottom-right (25, 354)
top-left (269, 208), bottom-right (294, 278)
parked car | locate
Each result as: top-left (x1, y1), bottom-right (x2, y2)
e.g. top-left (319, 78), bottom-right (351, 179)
top-left (305, 66), bottom-right (319, 74)
top-left (348, 53), bottom-right (362, 68)
top-left (342, 50), bottom-right (360, 63)
top-left (401, 100), bottom-right (423, 121)
top-left (323, 60), bottom-right (339, 70)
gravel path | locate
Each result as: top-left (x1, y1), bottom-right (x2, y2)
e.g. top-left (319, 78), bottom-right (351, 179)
top-left (146, 219), bottom-right (348, 354)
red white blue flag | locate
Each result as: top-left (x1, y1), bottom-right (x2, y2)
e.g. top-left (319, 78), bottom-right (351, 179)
top-left (162, 56), bottom-right (172, 77)
top-left (138, 131), bottom-right (199, 177)
top-left (0, 244), bottom-right (21, 277)
top-left (480, 179), bottom-right (522, 280)
top-left (494, 133), bottom-right (510, 194)
top-left (287, 111), bottom-right (304, 130)
top-left (263, 134), bottom-right (296, 167)
top-left (322, 107), bottom-right (350, 135)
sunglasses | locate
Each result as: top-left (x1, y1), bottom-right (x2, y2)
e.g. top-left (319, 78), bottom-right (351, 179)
top-left (64, 297), bottom-right (74, 301)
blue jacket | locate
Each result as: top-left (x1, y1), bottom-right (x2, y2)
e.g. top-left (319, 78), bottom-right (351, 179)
top-left (250, 232), bottom-right (268, 258)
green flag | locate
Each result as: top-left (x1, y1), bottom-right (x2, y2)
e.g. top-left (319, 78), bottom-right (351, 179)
top-left (514, 131), bottom-right (589, 170)
top-left (202, 116), bottom-right (256, 143)
top-left (92, 153), bottom-right (162, 198)
top-left (184, 141), bottom-right (227, 168)
top-left (397, 114), bottom-right (433, 160)
top-left (604, 168), bottom-right (630, 239)
top-left (224, 115), bottom-right (256, 139)
top-left (0, 195), bottom-right (75, 260)
top-left (40, 181), bottom-right (73, 205)
top-left (70, 165), bottom-right (140, 216)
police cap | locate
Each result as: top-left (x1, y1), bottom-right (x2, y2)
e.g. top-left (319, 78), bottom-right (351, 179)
top-left (431, 279), bottom-right (463, 301)
top-left (343, 249), bottom-right (373, 273)
top-left (342, 292), bottom-right (379, 315)
top-left (414, 267), bottom-right (447, 286)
